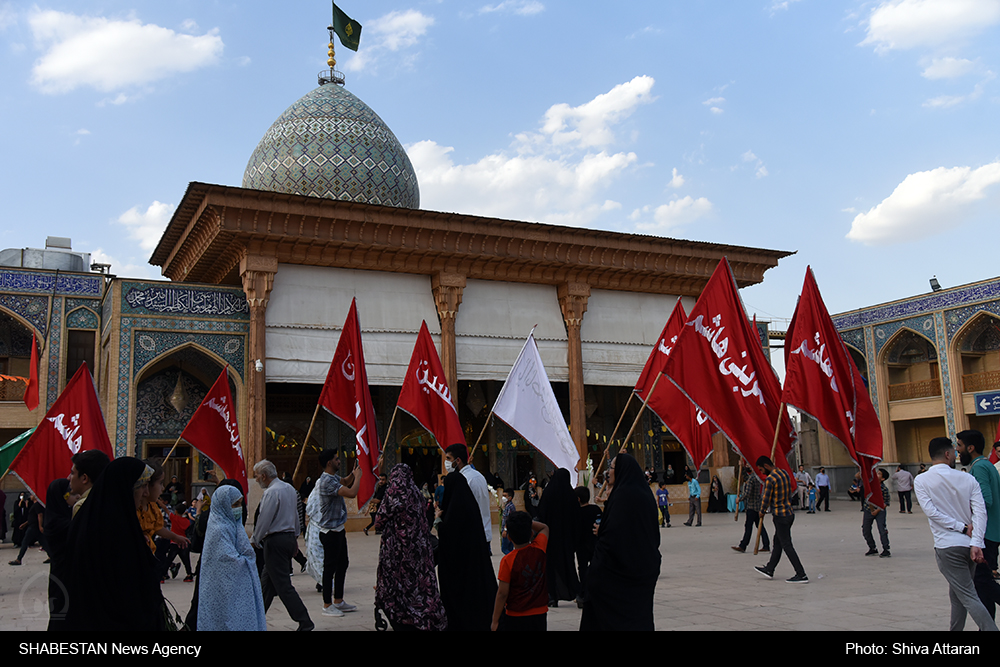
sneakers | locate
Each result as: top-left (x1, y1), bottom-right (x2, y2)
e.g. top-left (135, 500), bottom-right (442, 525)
top-left (759, 547), bottom-right (771, 553)
top-left (786, 573), bottom-right (809, 584)
top-left (865, 548), bottom-right (879, 556)
top-left (183, 575), bottom-right (194, 582)
top-left (322, 605), bottom-right (344, 617)
top-left (754, 566), bottom-right (773, 579)
top-left (170, 563), bottom-right (181, 579)
top-left (333, 601), bottom-right (357, 613)
top-left (300, 560), bottom-right (307, 573)
top-left (880, 550), bottom-right (891, 558)
top-left (731, 546), bottom-right (746, 553)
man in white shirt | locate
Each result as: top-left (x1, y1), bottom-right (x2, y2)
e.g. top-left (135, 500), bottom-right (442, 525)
top-left (445, 443), bottom-right (492, 552)
top-left (913, 437), bottom-right (998, 632)
top-left (794, 466), bottom-right (812, 511)
top-left (891, 465), bottom-right (915, 514)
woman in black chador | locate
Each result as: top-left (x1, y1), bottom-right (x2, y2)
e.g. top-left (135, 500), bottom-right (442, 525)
top-left (536, 468), bottom-right (579, 607)
top-left (580, 453), bottom-right (661, 631)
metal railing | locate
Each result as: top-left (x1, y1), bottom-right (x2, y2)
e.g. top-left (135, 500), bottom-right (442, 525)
top-left (0, 377), bottom-right (27, 402)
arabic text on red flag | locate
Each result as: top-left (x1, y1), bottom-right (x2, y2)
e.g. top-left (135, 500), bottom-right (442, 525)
top-left (662, 257), bottom-right (797, 484)
top-left (782, 267), bottom-right (884, 507)
top-left (179, 367), bottom-right (248, 494)
top-left (9, 362), bottom-right (114, 503)
top-left (635, 300), bottom-right (716, 469)
top-left (396, 321), bottom-right (466, 450)
top-left (318, 298), bottom-right (381, 505)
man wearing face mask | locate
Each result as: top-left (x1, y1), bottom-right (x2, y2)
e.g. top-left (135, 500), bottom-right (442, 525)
top-left (444, 443), bottom-right (492, 552)
top-left (957, 429), bottom-right (1000, 620)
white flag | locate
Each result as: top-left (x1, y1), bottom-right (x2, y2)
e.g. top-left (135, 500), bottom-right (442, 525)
top-left (493, 333), bottom-right (580, 486)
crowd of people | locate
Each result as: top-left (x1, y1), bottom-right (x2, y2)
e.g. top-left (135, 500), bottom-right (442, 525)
top-left (7, 428), bottom-right (1000, 633)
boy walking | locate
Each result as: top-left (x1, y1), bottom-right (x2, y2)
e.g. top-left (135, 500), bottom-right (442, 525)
top-left (657, 483), bottom-right (671, 527)
top-left (492, 512), bottom-right (549, 631)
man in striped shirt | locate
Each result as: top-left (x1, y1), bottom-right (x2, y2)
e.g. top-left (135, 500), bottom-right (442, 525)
top-left (754, 456), bottom-right (808, 583)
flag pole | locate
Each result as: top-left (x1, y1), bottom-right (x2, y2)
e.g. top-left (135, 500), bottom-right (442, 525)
top-left (734, 457), bottom-right (743, 522)
top-left (161, 433), bottom-right (185, 467)
top-left (753, 402), bottom-right (786, 555)
top-left (375, 406), bottom-right (400, 473)
top-left (292, 404), bottom-right (322, 488)
top-left (618, 373), bottom-right (663, 456)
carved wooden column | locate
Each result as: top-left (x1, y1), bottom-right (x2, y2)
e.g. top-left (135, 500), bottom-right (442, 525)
top-left (559, 282), bottom-right (590, 470)
top-left (240, 253), bottom-right (277, 471)
top-left (431, 273), bottom-right (466, 407)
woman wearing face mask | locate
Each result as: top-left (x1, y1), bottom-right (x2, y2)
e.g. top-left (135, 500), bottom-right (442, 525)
top-left (197, 484), bottom-right (267, 631)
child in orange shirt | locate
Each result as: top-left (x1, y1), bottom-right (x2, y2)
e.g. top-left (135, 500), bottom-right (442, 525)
top-left (492, 512), bottom-right (549, 631)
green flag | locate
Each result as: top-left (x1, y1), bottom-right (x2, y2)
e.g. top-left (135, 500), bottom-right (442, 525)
top-left (0, 427), bottom-right (34, 476)
top-left (333, 2), bottom-right (362, 52)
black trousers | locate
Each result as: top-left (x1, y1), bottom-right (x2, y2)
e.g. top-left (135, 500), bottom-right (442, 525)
top-left (974, 538), bottom-right (1000, 620)
top-left (818, 486), bottom-right (830, 511)
top-left (739, 508), bottom-right (770, 551)
top-left (15, 524), bottom-right (49, 562)
top-left (260, 532), bottom-right (312, 627)
top-left (765, 514), bottom-right (805, 577)
top-left (497, 611), bottom-right (546, 631)
top-left (320, 529), bottom-right (348, 604)
top-left (897, 491), bottom-right (913, 512)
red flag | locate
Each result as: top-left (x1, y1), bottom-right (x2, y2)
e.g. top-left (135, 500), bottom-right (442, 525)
top-left (397, 321), bottom-right (466, 450)
top-left (23, 333), bottom-right (38, 412)
top-left (179, 367), bottom-right (248, 494)
top-left (663, 258), bottom-right (797, 484)
top-left (635, 300), bottom-right (716, 469)
top-left (9, 362), bottom-right (113, 503)
top-left (318, 298), bottom-right (381, 505)
top-left (782, 267), bottom-right (884, 507)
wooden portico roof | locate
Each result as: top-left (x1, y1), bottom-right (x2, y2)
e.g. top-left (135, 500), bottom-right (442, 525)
top-left (150, 182), bottom-right (793, 294)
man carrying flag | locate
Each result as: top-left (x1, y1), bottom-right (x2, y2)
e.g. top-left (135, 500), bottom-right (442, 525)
top-left (9, 362), bottom-right (114, 503)
top-left (318, 298), bottom-right (381, 508)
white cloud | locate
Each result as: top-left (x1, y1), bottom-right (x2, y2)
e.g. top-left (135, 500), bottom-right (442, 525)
top-left (28, 10), bottom-right (223, 94)
top-left (846, 162), bottom-right (1000, 244)
top-left (344, 10), bottom-right (433, 73)
top-left (522, 75), bottom-right (655, 149)
top-left (116, 201), bottom-right (175, 252)
top-left (862, 0), bottom-right (1000, 53)
top-left (703, 97), bottom-right (725, 106)
top-left (921, 56), bottom-right (976, 79)
top-left (181, 19), bottom-right (199, 32)
top-left (408, 78), bottom-right (657, 226)
top-left (479, 1), bottom-right (545, 16)
top-left (97, 92), bottom-right (131, 107)
top-left (770, 0), bottom-right (803, 12)
top-left (668, 168), bottom-right (685, 188)
top-left (923, 72), bottom-right (994, 107)
top-left (626, 26), bottom-right (663, 39)
top-left (635, 197), bottom-right (713, 232)
top-left (740, 150), bottom-right (768, 178)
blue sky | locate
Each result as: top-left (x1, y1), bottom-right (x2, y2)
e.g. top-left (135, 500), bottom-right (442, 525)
top-left (1, 0), bottom-right (998, 328)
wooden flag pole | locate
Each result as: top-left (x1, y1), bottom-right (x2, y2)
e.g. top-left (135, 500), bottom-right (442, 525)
top-left (753, 402), bottom-right (787, 556)
top-left (375, 406), bottom-right (400, 473)
top-left (734, 457), bottom-right (743, 522)
top-left (161, 433), bottom-right (185, 468)
top-left (292, 404), bottom-right (322, 488)
top-left (591, 392), bottom-right (636, 491)
top-left (618, 373), bottom-right (663, 456)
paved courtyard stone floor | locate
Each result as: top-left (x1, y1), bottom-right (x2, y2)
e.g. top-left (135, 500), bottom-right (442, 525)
top-left (0, 499), bottom-right (993, 635)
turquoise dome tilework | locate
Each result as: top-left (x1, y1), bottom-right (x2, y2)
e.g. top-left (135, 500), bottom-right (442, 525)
top-left (243, 83), bottom-right (419, 208)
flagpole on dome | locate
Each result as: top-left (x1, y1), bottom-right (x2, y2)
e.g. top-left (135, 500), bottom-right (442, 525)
top-left (320, 2), bottom-right (362, 87)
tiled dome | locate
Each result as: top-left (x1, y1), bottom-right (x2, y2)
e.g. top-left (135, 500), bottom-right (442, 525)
top-left (242, 83), bottom-right (419, 208)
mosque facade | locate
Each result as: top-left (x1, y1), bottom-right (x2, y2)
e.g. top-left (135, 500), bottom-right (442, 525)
top-left (1, 73), bottom-right (792, 504)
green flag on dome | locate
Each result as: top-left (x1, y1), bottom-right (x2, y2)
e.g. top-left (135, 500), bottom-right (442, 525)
top-left (332, 2), bottom-right (362, 52)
